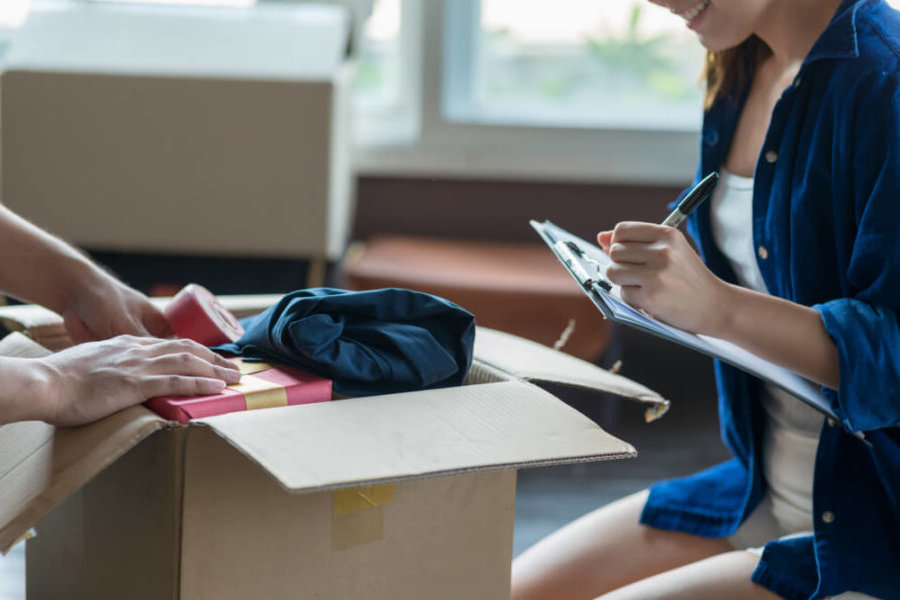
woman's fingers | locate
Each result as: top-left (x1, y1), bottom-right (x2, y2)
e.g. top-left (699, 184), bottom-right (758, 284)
top-left (597, 230), bottom-right (614, 252)
top-left (606, 263), bottom-right (656, 287)
top-left (607, 242), bottom-right (669, 266)
top-left (597, 220), bottom-right (730, 334)
top-left (611, 221), bottom-right (674, 243)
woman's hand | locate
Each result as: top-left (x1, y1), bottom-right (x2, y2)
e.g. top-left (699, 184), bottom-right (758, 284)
top-left (598, 222), bottom-right (731, 335)
top-left (59, 270), bottom-right (173, 344)
top-left (29, 336), bottom-right (242, 426)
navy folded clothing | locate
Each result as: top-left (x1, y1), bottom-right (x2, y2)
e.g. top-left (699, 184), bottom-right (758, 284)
top-left (215, 288), bottom-right (476, 396)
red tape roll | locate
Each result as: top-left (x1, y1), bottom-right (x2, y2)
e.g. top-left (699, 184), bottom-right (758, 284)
top-left (164, 284), bottom-right (244, 346)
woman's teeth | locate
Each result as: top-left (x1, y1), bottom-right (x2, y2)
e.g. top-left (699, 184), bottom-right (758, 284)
top-left (680, 0), bottom-right (710, 22)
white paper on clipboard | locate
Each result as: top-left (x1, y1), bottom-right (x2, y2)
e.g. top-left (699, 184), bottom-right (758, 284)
top-left (531, 219), bottom-right (837, 421)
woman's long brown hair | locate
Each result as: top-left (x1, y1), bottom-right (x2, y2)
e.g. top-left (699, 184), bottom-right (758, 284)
top-left (703, 35), bottom-right (771, 109)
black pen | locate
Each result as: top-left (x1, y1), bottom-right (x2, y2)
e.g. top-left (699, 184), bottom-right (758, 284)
top-left (661, 172), bottom-right (719, 228)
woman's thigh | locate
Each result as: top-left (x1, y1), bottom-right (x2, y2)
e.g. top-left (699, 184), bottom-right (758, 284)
top-left (595, 550), bottom-right (781, 600)
top-left (511, 490), bottom-right (735, 600)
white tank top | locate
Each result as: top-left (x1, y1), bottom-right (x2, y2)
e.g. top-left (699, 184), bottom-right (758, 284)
top-left (709, 168), bottom-right (823, 533)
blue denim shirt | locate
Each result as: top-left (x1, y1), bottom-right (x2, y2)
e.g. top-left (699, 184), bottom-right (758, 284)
top-left (639, 2), bottom-right (900, 598)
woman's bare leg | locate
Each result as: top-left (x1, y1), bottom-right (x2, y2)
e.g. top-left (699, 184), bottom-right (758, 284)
top-left (596, 550), bottom-right (779, 600)
top-left (511, 490), bottom-right (735, 600)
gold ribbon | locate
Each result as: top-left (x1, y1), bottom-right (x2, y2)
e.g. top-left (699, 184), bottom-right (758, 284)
top-left (236, 360), bottom-right (273, 375)
top-left (229, 370), bottom-right (288, 411)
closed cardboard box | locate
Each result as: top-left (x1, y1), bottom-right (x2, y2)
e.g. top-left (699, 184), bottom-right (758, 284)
top-left (0, 3), bottom-right (354, 260)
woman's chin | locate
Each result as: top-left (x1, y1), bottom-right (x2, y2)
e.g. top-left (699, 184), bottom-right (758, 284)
top-left (698, 32), bottom-right (758, 54)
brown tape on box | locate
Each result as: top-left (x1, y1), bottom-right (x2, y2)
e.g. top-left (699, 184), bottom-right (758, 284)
top-left (331, 484), bottom-right (395, 551)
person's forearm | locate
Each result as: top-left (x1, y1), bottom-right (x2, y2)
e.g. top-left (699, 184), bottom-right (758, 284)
top-left (0, 357), bottom-right (49, 424)
top-left (710, 283), bottom-right (840, 390)
top-left (0, 204), bottom-right (105, 313)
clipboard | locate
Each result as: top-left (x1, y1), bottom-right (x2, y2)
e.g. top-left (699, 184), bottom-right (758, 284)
top-left (531, 219), bottom-right (839, 421)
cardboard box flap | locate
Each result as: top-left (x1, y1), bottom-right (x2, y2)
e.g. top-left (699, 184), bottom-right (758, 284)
top-left (0, 406), bottom-right (167, 553)
top-left (199, 380), bottom-right (636, 495)
top-left (0, 324), bottom-right (171, 552)
top-left (470, 327), bottom-right (670, 421)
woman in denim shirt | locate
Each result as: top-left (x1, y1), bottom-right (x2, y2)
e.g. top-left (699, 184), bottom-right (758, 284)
top-left (512, 1), bottom-right (900, 599)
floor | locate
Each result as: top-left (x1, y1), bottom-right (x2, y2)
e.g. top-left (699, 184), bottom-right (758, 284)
top-left (0, 329), bottom-right (727, 598)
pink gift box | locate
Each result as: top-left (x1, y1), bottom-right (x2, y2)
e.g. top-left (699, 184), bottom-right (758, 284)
top-left (146, 359), bottom-right (332, 424)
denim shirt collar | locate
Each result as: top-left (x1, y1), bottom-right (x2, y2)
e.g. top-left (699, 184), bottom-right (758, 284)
top-left (804, 0), bottom-right (863, 65)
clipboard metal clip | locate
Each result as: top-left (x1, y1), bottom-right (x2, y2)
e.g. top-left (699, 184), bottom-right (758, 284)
top-left (554, 241), bottom-right (612, 292)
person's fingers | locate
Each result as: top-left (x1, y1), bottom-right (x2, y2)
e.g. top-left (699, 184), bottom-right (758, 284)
top-left (114, 334), bottom-right (164, 347)
top-left (141, 375), bottom-right (229, 399)
top-left (147, 352), bottom-right (242, 385)
top-left (606, 263), bottom-right (658, 287)
top-left (607, 242), bottom-right (660, 266)
top-left (141, 338), bottom-right (241, 373)
top-left (611, 221), bottom-right (672, 243)
top-left (597, 230), bottom-right (614, 252)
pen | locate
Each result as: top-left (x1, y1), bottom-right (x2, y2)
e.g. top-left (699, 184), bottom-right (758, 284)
top-left (661, 171), bottom-right (719, 228)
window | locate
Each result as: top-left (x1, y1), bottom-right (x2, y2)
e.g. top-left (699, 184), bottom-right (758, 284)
top-left (0, 0), bottom-right (29, 29)
top-left (353, 0), bottom-right (418, 144)
top-left (445, 0), bottom-right (705, 131)
top-left (354, 0), bottom-right (401, 108)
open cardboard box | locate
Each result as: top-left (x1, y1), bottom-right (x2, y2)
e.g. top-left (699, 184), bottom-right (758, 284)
top-left (0, 297), bottom-right (669, 600)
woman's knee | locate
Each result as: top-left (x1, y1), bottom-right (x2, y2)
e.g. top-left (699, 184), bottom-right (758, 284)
top-left (511, 490), bottom-right (736, 600)
top-left (595, 550), bottom-right (778, 600)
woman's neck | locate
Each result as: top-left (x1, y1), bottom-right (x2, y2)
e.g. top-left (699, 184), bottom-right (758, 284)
top-left (754, 0), bottom-right (844, 69)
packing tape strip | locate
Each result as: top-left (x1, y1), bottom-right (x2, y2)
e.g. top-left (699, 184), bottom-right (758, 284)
top-left (331, 484), bottom-right (395, 551)
top-left (333, 484), bottom-right (395, 516)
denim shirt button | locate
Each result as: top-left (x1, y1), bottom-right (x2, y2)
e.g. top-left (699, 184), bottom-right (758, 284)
top-left (822, 511), bottom-right (836, 524)
top-left (765, 150), bottom-right (779, 164)
top-left (703, 129), bottom-right (719, 147)
top-left (757, 246), bottom-right (769, 260)
top-left (793, 77), bottom-right (802, 89)
top-left (827, 417), bottom-right (838, 427)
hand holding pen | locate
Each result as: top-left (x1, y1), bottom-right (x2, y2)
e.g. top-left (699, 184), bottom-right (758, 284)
top-left (597, 171), bottom-right (719, 252)
top-left (596, 171), bottom-right (727, 334)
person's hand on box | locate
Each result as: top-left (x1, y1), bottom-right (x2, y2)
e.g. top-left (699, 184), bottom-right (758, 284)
top-left (0, 204), bottom-right (172, 343)
top-left (60, 269), bottom-right (173, 344)
top-left (23, 336), bottom-right (241, 426)
top-left (597, 221), bottom-right (730, 336)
